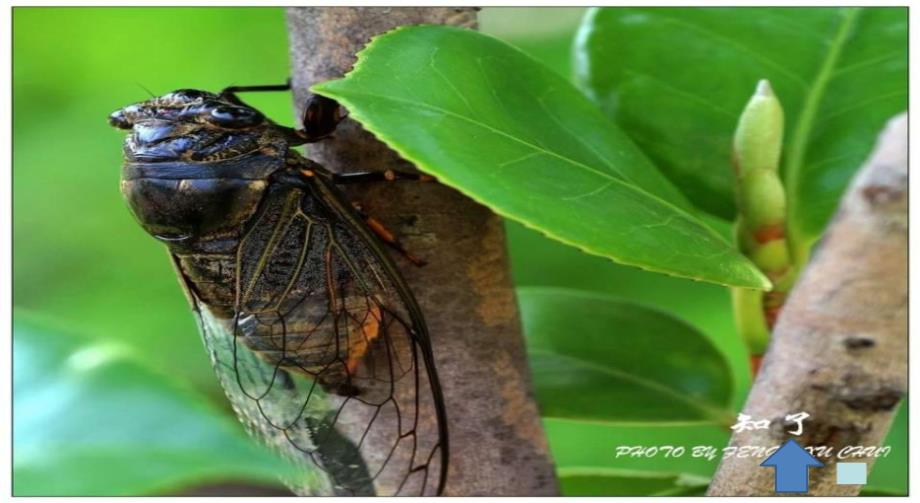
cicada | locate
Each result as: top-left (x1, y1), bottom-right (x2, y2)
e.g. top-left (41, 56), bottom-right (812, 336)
top-left (108, 84), bottom-right (447, 496)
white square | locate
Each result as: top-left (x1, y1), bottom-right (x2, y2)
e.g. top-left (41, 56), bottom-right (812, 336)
top-left (836, 462), bottom-right (867, 485)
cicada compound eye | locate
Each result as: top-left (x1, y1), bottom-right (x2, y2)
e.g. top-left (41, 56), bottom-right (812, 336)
top-left (207, 106), bottom-right (263, 129)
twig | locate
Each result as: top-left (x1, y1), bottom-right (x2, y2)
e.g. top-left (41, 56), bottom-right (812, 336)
top-left (285, 7), bottom-right (559, 496)
top-left (707, 113), bottom-right (907, 495)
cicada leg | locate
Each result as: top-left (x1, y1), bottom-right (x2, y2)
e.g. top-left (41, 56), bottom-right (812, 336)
top-left (286, 158), bottom-right (430, 267)
top-left (325, 169), bottom-right (436, 267)
top-left (350, 201), bottom-right (427, 267)
top-left (332, 170), bottom-right (436, 185)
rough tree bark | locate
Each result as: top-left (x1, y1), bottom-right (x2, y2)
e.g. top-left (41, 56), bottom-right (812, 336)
top-left (707, 113), bottom-right (908, 496)
top-left (285, 8), bottom-right (559, 496)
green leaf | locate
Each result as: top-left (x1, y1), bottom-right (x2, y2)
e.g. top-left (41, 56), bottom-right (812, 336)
top-left (575, 7), bottom-right (907, 254)
top-left (518, 288), bottom-right (734, 424)
top-left (865, 401), bottom-right (907, 494)
top-left (313, 25), bottom-right (768, 289)
top-left (13, 314), bottom-right (294, 495)
top-left (559, 467), bottom-right (708, 496)
top-left (860, 487), bottom-right (907, 497)
top-left (545, 419), bottom-right (730, 494)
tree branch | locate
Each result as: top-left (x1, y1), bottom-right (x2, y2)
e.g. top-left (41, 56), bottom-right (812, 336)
top-left (285, 7), bottom-right (558, 496)
top-left (707, 113), bottom-right (907, 496)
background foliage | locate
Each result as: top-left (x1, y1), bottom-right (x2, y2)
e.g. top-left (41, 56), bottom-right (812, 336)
top-left (12, 7), bottom-right (906, 495)
top-left (574, 7), bottom-right (908, 263)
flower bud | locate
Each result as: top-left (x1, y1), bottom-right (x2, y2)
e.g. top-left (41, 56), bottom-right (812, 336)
top-left (730, 80), bottom-right (794, 361)
top-left (738, 168), bottom-right (787, 228)
top-left (733, 80), bottom-right (784, 175)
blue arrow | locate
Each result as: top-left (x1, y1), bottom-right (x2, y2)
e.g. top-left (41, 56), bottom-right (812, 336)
top-left (760, 439), bottom-right (824, 493)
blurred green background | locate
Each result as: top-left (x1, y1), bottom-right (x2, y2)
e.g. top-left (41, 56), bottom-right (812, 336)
top-left (12, 7), bottom-right (906, 496)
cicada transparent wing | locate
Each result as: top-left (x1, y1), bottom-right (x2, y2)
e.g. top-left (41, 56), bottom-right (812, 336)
top-left (180, 173), bottom-right (447, 496)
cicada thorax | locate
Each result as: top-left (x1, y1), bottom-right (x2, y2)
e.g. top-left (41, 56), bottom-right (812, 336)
top-left (120, 152), bottom-right (281, 317)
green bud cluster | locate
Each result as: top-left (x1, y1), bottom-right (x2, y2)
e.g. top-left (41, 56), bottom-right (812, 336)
top-left (730, 80), bottom-right (796, 359)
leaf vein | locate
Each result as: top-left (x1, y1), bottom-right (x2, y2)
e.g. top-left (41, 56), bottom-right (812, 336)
top-left (657, 15), bottom-right (808, 88)
top-left (622, 68), bottom-right (736, 118)
top-left (784, 7), bottom-right (862, 255)
top-left (829, 49), bottom-right (907, 80)
top-left (428, 47), bottom-right (475, 116)
top-left (818, 90), bottom-right (907, 123)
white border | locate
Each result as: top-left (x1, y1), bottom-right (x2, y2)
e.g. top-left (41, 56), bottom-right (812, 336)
top-left (3, 2), bottom-right (913, 502)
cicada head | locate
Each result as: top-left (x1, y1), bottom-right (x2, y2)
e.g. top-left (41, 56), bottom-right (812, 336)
top-left (110, 89), bottom-right (292, 250)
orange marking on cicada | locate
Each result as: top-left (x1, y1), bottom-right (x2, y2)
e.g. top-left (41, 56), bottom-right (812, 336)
top-left (364, 217), bottom-right (426, 266)
top-left (344, 302), bottom-right (382, 375)
top-left (367, 217), bottom-right (396, 243)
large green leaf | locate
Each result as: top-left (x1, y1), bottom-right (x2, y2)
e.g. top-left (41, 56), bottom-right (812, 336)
top-left (13, 314), bottom-right (294, 495)
top-left (575, 7), bottom-right (907, 255)
top-left (518, 288), bottom-right (734, 424)
top-left (314, 25), bottom-right (768, 289)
